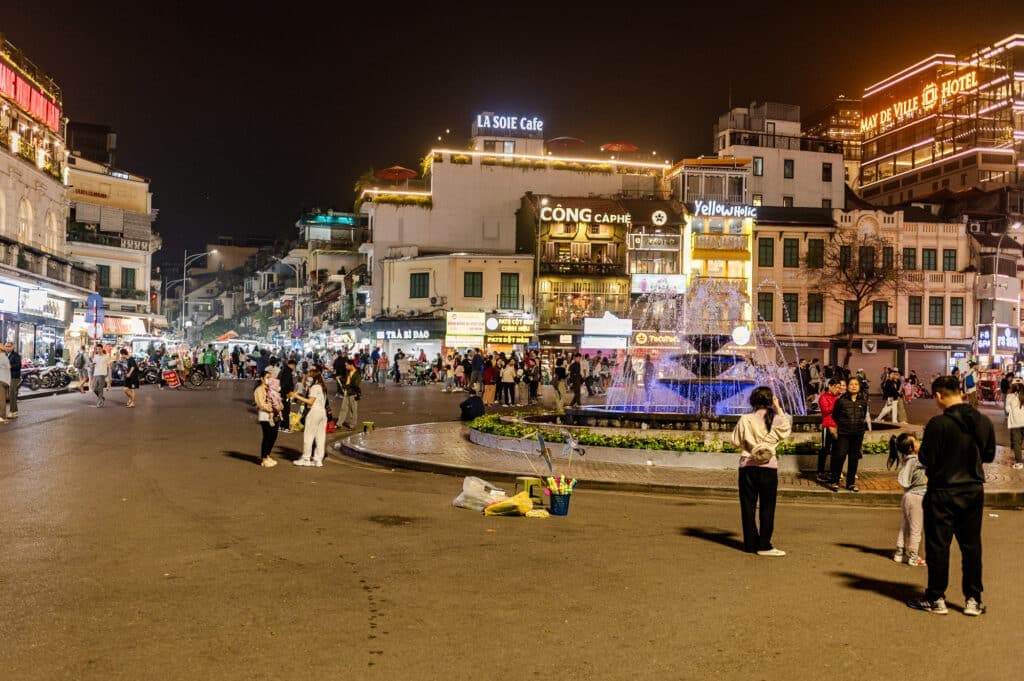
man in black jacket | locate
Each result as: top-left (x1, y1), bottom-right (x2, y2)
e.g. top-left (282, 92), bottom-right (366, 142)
top-left (459, 388), bottom-right (485, 421)
top-left (908, 375), bottom-right (995, 616)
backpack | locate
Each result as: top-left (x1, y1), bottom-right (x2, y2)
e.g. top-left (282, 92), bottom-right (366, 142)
top-left (965, 373), bottom-right (976, 389)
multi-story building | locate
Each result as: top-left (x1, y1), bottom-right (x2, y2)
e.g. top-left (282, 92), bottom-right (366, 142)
top-left (358, 111), bottom-right (669, 325)
top-left (752, 207), bottom-right (975, 378)
top-left (858, 34), bottom-right (1024, 206)
top-left (713, 102), bottom-right (846, 209)
top-left (65, 151), bottom-right (162, 344)
top-left (0, 35), bottom-right (95, 360)
top-left (377, 253), bottom-right (534, 358)
top-left (802, 95), bottom-right (862, 189)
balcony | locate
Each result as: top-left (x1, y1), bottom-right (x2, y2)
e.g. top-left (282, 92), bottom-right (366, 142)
top-left (693, 234), bottom-right (749, 251)
top-left (98, 286), bottom-right (148, 301)
top-left (67, 224), bottom-right (154, 252)
top-left (724, 130), bottom-right (843, 154)
top-left (840, 322), bottom-right (896, 335)
top-left (538, 259), bottom-right (626, 277)
top-left (692, 276), bottom-right (749, 291)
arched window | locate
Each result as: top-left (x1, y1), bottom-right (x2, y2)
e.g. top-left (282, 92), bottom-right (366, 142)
top-left (18, 197), bottom-right (34, 245)
top-left (44, 209), bottom-right (60, 253)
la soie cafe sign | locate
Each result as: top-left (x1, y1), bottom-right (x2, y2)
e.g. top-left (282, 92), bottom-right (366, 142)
top-left (861, 70), bottom-right (979, 135)
top-left (475, 113), bottom-right (544, 134)
top-left (540, 204), bottom-right (632, 225)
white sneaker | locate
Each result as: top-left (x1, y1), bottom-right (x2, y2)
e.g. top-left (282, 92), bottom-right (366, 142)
top-left (261, 458), bottom-right (278, 468)
top-left (1013, 463), bottom-right (1024, 470)
top-left (893, 549), bottom-right (905, 563)
top-left (963, 598), bottom-right (987, 616)
top-left (756, 548), bottom-right (786, 557)
top-left (293, 459), bottom-right (313, 466)
top-left (312, 460), bottom-right (324, 467)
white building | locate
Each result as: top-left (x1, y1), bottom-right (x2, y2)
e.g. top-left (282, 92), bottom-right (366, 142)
top-left (0, 37), bottom-right (95, 360)
top-left (713, 102), bottom-right (846, 210)
top-left (65, 154), bottom-right (162, 343)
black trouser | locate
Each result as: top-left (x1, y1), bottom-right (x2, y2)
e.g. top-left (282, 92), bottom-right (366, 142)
top-left (528, 381), bottom-right (539, 402)
top-left (569, 382), bottom-right (582, 407)
top-left (500, 382), bottom-right (514, 405)
top-left (818, 428), bottom-right (837, 474)
top-left (259, 421), bottom-right (278, 460)
top-left (830, 431), bottom-right (865, 487)
top-left (924, 486), bottom-right (984, 602)
top-left (738, 466), bottom-right (778, 552)
top-left (280, 399), bottom-right (292, 430)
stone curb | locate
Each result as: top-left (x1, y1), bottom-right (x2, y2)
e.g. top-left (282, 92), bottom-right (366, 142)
top-left (336, 435), bottom-right (1024, 510)
top-left (17, 387), bottom-right (72, 400)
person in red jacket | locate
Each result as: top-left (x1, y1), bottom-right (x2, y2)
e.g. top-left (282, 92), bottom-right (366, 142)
top-left (816, 378), bottom-right (845, 482)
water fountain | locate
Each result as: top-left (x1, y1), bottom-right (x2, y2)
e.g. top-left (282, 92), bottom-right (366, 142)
top-left (561, 278), bottom-right (813, 430)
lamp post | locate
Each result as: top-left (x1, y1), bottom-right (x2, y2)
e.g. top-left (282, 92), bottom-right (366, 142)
top-left (180, 249), bottom-right (217, 341)
top-left (989, 222), bottom-right (1021, 366)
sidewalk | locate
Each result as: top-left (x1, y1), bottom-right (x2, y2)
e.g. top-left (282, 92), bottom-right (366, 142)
top-left (336, 421), bottom-right (1024, 508)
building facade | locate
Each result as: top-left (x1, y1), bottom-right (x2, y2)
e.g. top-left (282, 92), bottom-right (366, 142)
top-left (802, 95), bottom-right (862, 189)
top-left (0, 36), bottom-right (95, 360)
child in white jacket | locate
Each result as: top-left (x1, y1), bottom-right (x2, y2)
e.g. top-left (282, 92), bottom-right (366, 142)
top-left (1005, 382), bottom-right (1024, 470)
top-left (888, 433), bottom-right (927, 566)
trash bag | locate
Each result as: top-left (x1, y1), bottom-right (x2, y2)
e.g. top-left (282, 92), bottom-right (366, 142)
top-left (453, 476), bottom-right (506, 511)
top-left (483, 491), bottom-right (534, 516)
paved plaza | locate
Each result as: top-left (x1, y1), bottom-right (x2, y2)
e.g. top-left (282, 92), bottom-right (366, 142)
top-left (1, 380), bottom-right (1021, 681)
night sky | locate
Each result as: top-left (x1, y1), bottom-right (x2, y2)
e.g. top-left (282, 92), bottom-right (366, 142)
top-left (5, 2), bottom-right (1024, 265)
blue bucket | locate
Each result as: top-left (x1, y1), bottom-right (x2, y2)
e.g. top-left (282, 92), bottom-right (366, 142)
top-left (549, 493), bottom-right (571, 516)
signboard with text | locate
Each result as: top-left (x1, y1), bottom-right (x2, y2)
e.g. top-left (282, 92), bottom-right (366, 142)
top-left (631, 274), bottom-right (686, 294)
top-left (0, 282), bottom-right (17, 313)
top-left (485, 316), bottom-right (535, 344)
top-left (446, 311), bottom-right (485, 337)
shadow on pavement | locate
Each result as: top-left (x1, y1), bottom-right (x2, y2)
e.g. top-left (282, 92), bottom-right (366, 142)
top-left (836, 542), bottom-right (894, 559)
top-left (223, 451), bottom-right (261, 465)
top-left (831, 571), bottom-right (920, 603)
top-left (680, 527), bottom-right (745, 552)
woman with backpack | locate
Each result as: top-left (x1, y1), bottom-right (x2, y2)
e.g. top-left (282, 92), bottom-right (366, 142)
top-left (731, 386), bottom-right (792, 556)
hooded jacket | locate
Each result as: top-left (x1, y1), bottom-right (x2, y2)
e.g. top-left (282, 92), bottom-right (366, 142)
top-left (918, 403), bottom-right (995, 489)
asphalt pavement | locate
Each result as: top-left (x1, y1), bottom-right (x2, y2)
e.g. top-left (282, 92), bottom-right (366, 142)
top-left (0, 379), bottom-right (1020, 681)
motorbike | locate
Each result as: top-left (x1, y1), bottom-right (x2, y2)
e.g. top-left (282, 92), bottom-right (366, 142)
top-left (38, 363), bottom-right (73, 389)
top-left (138, 358), bottom-right (161, 385)
top-left (19, 360), bottom-right (41, 392)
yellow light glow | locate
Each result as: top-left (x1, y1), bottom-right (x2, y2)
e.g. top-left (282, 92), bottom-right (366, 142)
top-left (429, 147), bottom-right (669, 170)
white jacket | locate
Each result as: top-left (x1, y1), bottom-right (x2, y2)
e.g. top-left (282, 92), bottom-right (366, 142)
top-left (1006, 393), bottom-right (1024, 429)
top-left (731, 409), bottom-right (793, 465)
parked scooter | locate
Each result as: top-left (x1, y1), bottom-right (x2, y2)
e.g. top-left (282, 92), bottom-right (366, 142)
top-left (19, 360), bottom-right (41, 392)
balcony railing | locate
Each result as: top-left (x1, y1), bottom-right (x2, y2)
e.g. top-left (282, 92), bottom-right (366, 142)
top-left (538, 259), bottom-right (626, 276)
top-left (725, 130), bottom-right (843, 154)
top-left (840, 322), bottom-right (897, 335)
top-left (496, 294), bottom-right (525, 311)
top-left (98, 286), bottom-right (148, 301)
top-left (692, 276), bottom-right (748, 290)
top-left (693, 234), bottom-right (749, 251)
top-left (67, 224), bottom-right (153, 251)
top-left (683, 192), bottom-right (746, 205)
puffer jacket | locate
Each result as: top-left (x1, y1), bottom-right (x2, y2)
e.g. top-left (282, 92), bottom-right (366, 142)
top-left (833, 393), bottom-right (869, 435)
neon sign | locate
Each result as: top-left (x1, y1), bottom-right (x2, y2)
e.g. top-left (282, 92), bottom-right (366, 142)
top-left (475, 113), bottom-right (544, 133)
top-left (0, 60), bottom-right (61, 132)
top-left (540, 205), bottom-right (632, 224)
top-left (862, 71), bottom-right (978, 135)
top-left (691, 200), bottom-right (757, 218)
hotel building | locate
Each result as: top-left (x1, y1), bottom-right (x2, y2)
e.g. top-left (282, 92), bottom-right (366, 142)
top-left (858, 34), bottom-right (1024, 206)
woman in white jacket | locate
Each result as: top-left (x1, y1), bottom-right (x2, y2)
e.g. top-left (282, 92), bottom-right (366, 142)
top-left (731, 386), bottom-right (793, 556)
top-left (1005, 381), bottom-right (1024, 470)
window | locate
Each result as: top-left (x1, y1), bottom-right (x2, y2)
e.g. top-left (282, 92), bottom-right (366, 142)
top-left (758, 237), bottom-right (774, 267)
top-left (902, 247), bottom-right (916, 270)
top-left (843, 301), bottom-right (858, 326)
top-left (942, 249), bottom-right (957, 272)
top-left (882, 246), bottom-right (894, 270)
top-left (873, 301), bottom-right (889, 325)
top-left (921, 249), bottom-right (937, 271)
top-left (839, 245), bottom-right (851, 268)
top-left (503, 141), bottom-right (515, 155)
top-left (807, 239), bottom-right (824, 268)
top-left (783, 238), bottom-right (799, 267)
top-left (499, 272), bottom-right (520, 309)
top-left (409, 272), bottom-right (429, 298)
top-left (908, 296), bottom-right (922, 325)
top-left (752, 194), bottom-right (763, 207)
top-left (757, 292), bottom-right (774, 321)
top-left (807, 293), bottom-right (823, 322)
top-left (822, 198), bottom-right (832, 209)
top-left (98, 264), bottom-right (110, 288)
top-left (783, 293), bottom-right (798, 322)
top-left (950, 297), bottom-right (964, 326)
top-left (753, 157), bottom-right (764, 176)
top-left (822, 162), bottom-right (833, 182)
top-left (782, 196), bottom-right (794, 207)
top-left (783, 159), bottom-right (794, 179)
top-left (120, 268), bottom-right (135, 290)
top-left (463, 271), bottom-right (483, 298)
top-left (859, 246), bottom-right (875, 275)
top-left (928, 296), bottom-right (944, 325)
top-left (483, 140), bottom-right (496, 151)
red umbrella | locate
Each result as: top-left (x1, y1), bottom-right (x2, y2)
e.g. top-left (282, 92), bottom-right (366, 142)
top-left (376, 165), bottom-right (418, 181)
top-left (546, 136), bottom-right (585, 153)
top-left (600, 141), bottom-right (639, 152)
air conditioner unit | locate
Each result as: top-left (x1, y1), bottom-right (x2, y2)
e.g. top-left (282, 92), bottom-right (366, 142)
top-left (969, 222), bottom-right (981, 233)
top-left (430, 296), bottom-right (438, 306)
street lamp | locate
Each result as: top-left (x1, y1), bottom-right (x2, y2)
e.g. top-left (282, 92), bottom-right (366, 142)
top-left (181, 249), bottom-right (217, 339)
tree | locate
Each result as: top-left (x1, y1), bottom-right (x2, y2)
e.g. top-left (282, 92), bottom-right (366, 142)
top-left (804, 228), bottom-right (919, 368)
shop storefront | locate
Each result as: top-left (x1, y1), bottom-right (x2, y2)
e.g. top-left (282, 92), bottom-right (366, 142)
top-left (0, 284), bottom-right (74, 362)
top-left (365, 318), bottom-right (445, 360)
top-left (905, 342), bottom-right (972, 379)
top-left (484, 313), bottom-right (536, 354)
top-left (775, 339), bottom-right (830, 365)
top-left (623, 201), bottom-right (685, 277)
top-left (444, 311), bottom-right (485, 353)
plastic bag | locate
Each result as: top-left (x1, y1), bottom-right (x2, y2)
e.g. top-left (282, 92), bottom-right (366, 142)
top-left (453, 476), bottom-right (506, 511)
top-left (483, 491), bottom-right (534, 516)
top-left (290, 411), bottom-right (305, 432)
